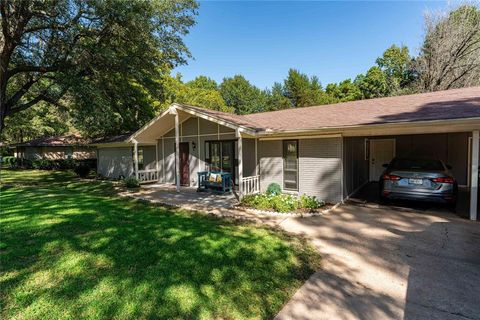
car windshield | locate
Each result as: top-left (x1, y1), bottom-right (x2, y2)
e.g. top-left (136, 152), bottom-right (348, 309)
top-left (390, 158), bottom-right (444, 171)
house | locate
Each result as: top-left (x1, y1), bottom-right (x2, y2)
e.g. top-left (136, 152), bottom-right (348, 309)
top-left (93, 87), bottom-right (480, 220)
top-left (12, 135), bottom-right (96, 160)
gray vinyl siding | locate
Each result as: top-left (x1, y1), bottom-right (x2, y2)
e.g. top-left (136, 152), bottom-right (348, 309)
top-left (258, 138), bottom-right (343, 203)
top-left (97, 147), bottom-right (134, 179)
top-left (164, 139), bottom-right (175, 183)
top-left (243, 138), bottom-right (256, 177)
top-left (142, 146), bottom-right (156, 170)
top-left (343, 137), bottom-right (369, 196)
top-left (298, 138), bottom-right (343, 203)
top-left (258, 140), bottom-right (283, 192)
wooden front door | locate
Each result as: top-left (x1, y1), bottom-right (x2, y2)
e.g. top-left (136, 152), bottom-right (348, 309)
top-left (180, 142), bottom-right (190, 186)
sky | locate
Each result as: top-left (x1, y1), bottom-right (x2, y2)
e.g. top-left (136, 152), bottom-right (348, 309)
top-left (174, 1), bottom-right (447, 89)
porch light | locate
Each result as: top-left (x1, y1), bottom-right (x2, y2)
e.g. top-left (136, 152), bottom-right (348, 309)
top-left (192, 141), bottom-right (196, 151)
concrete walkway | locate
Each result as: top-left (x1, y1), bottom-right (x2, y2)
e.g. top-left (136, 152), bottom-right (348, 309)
top-left (275, 204), bottom-right (480, 320)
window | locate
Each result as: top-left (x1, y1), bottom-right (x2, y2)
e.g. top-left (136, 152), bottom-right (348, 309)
top-left (283, 140), bottom-right (298, 190)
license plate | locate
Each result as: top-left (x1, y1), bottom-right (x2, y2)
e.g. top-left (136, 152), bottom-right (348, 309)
top-left (409, 178), bottom-right (423, 185)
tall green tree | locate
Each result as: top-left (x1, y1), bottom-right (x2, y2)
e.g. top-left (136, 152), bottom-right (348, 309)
top-left (376, 45), bottom-right (416, 93)
top-left (325, 79), bottom-right (362, 102)
top-left (355, 66), bottom-right (390, 99)
top-left (283, 69), bottom-right (322, 108)
top-left (0, 0), bottom-right (198, 135)
top-left (264, 82), bottom-right (292, 111)
top-left (220, 75), bottom-right (266, 114)
top-left (159, 74), bottom-right (231, 113)
top-left (2, 102), bottom-right (70, 143)
top-left (186, 76), bottom-right (218, 91)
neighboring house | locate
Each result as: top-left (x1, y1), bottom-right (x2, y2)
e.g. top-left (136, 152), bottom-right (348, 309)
top-left (93, 87), bottom-right (480, 220)
top-left (12, 135), bottom-right (96, 160)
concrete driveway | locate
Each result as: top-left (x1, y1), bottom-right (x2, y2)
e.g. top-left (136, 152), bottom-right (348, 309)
top-left (275, 204), bottom-right (480, 320)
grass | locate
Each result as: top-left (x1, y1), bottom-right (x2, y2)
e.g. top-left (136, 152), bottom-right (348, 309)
top-left (0, 169), bottom-right (320, 319)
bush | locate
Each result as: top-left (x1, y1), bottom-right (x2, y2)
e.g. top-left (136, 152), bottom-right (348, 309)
top-left (271, 194), bottom-right (298, 212)
top-left (2, 156), bottom-right (19, 168)
top-left (241, 192), bottom-right (325, 213)
top-left (299, 194), bottom-right (324, 212)
top-left (74, 164), bottom-right (90, 178)
top-left (124, 177), bottom-right (140, 188)
top-left (266, 183), bottom-right (282, 196)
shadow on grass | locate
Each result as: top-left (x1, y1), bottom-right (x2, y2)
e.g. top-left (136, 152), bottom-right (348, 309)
top-left (0, 170), bottom-right (320, 319)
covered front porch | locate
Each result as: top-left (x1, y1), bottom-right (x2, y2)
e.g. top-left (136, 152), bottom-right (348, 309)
top-left (130, 104), bottom-right (261, 196)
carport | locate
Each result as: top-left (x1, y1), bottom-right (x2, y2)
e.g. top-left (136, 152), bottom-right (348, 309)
top-left (343, 126), bottom-right (479, 220)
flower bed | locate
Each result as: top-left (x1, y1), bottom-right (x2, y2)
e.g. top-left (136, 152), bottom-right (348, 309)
top-left (240, 193), bottom-right (326, 213)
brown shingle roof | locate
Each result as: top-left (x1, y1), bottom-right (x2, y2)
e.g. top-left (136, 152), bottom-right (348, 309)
top-left (181, 87), bottom-right (480, 133)
top-left (13, 135), bottom-right (89, 147)
top-left (91, 132), bottom-right (135, 144)
top-left (242, 86), bottom-right (480, 131)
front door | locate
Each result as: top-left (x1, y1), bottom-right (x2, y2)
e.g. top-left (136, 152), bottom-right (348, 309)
top-left (369, 139), bottom-right (395, 181)
top-left (180, 142), bottom-right (189, 186)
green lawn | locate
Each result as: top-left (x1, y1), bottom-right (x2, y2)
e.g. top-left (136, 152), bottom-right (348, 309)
top-left (0, 169), bottom-right (320, 319)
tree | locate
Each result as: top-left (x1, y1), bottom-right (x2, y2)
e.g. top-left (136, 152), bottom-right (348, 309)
top-left (186, 76), bottom-right (218, 91)
top-left (283, 69), bottom-right (321, 108)
top-left (2, 102), bottom-right (70, 143)
top-left (220, 75), bottom-right (266, 114)
top-left (325, 79), bottom-right (362, 102)
top-left (159, 74), bottom-right (231, 113)
top-left (416, 4), bottom-right (480, 91)
top-left (376, 44), bottom-right (416, 92)
top-left (355, 66), bottom-right (390, 99)
top-left (264, 82), bottom-right (292, 111)
top-left (0, 0), bottom-right (198, 133)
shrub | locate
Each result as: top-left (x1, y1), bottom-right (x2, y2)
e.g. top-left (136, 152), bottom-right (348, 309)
top-left (74, 164), bottom-right (90, 178)
top-left (241, 192), bottom-right (325, 213)
top-left (124, 177), bottom-right (140, 188)
top-left (2, 156), bottom-right (19, 168)
top-left (266, 183), bottom-right (282, 195)
top-left (271, 194), bottom-right (298, 212)
top-left (299, 194), bottom-right (324, 211)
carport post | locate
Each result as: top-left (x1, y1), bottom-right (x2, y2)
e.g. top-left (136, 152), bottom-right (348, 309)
top-left (470, 130), bottom-right (479, 220)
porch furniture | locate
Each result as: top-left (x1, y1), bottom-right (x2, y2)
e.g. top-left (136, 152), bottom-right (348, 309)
top-left (197, 171), bottom-right (232, 193)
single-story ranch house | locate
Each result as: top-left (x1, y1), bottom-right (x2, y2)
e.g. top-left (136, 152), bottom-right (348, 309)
top-left (13, 135), bottom-right (96, 160)
top-left (92, 87), bottom-right (480, 220)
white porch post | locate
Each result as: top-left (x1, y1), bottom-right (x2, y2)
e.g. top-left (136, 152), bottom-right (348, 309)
top-left (133, 140), bottom-right (139, 179)
top-left (470, 130), bottom-right (479, 220)
top-left (255, 138), bottom-right (258, 175)
top-left (236, 128), bottom-right (243, 196)
top-left (174, 109), bottom-right (180, 192)
top-left (155, 139), bottom-right (159, 181)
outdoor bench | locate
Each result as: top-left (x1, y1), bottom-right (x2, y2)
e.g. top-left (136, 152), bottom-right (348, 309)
top-left (197, 171), bottom-right (232, 193)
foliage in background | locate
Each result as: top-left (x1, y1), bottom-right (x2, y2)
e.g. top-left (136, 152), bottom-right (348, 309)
top-left (158, 74), bottom-right (232, 113)
top-left (219, 75), bottom-right (267, 114)
top-left (0, 0), bottom-right (198, 136)
top-left (2, 103), bottom-right (71, 143)
top-left (416, 4), bottom-right (480, 91)
top-left (2, 3), bottom-right (478, 145)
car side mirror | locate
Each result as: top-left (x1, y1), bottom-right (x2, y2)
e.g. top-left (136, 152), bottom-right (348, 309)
top-left (382, 163), bottom-right (389, 168)
top-left (446, 164), bottom-right (452, 170)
